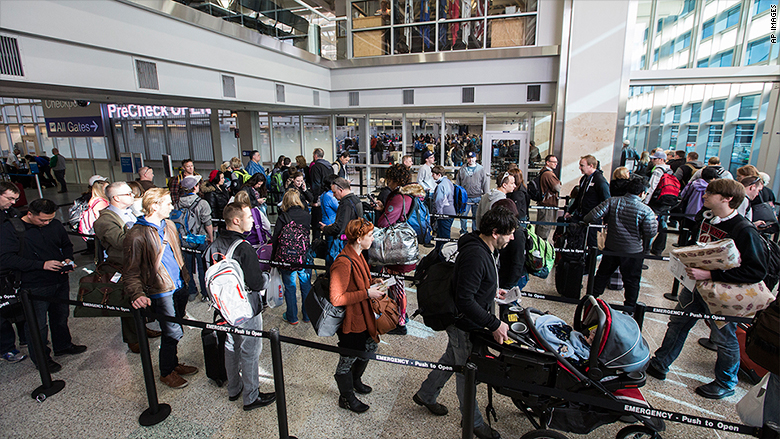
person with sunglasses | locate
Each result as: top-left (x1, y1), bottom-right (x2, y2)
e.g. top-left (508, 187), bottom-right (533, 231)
top-left (329, 218), bottom-right (385, 413)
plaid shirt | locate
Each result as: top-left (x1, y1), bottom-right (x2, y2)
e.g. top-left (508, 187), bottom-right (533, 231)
top-left (167, 172), bottom-right (200, 205)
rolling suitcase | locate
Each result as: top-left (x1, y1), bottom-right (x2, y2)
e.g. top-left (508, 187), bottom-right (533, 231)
top-left (201, 313), bottom-right (228, 387)
top-left (737, 324), bottom-right (768, 385)
top-left (555, 259), bottom-right (584, 299)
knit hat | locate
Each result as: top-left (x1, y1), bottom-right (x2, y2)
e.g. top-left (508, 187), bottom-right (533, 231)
top-left (208, 170), bottom-right (221, 184)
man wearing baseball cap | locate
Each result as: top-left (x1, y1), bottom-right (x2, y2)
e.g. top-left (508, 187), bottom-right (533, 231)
top-left (456, 151), bottom-right (489, 235)
top-left (175, 174), bottom-right (213, 301)
top-left (645, 150), bottom-right (672, 256)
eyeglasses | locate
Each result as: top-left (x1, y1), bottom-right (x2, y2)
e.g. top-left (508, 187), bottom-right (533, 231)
top-left (115, 193), bottom-right (134, 198)
top-left (2, 194), bottom-right (20, 202)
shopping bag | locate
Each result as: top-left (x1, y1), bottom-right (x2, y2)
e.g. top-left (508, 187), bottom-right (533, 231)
top-left (736, 373), bottom-right (770, 427)
top-left (266, 268), bottom-right (284, 308)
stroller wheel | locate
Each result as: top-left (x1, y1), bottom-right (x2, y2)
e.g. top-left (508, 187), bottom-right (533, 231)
top-left (520, 430), bottom-right (569, 439)
top-left (616, 425), bottom-right (662, 439)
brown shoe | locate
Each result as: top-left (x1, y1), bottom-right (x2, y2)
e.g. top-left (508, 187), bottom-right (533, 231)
top-left (127, 343), bottom-right (140, 354)
top-left (146, 328), bottom-right (162, 338)
top-left (160, 371), bottom-right (188, 388)
top-left (174, 363), bottom-right (198, 376)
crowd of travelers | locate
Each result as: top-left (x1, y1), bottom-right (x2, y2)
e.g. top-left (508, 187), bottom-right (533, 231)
top-left (0, 140), bottom-right (777, 439)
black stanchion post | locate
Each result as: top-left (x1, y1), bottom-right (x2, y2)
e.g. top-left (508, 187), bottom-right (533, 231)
top-left (19, 289), bottom-right (65, 400)
top-left (358, 167), bottom-right (364, 196)
top-left (95, 237), bottom-right (104, 264)
top-left (269, 328), bottom-right (297, 439)
top-left (585, 246), bottom-right (599, 297)
top-left (462, 362), bottom-right (477, 439)
top-left (133, 308), bottom-right (171, 426)
top-left (664, 278), bottom-right (680, 302)
top-left (633, 302), bottom-right (647, 330)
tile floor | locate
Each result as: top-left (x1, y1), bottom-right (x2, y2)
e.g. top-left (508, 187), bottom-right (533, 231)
top-left (0, 186), bottom-right (762, 439)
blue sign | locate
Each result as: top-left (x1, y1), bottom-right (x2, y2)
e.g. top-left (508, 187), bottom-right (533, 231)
top-left (134, 157), bottom-right (143, 171)
top-left (120, 156), bottom-right (134, 173)
top-left (45, 116), bottom-right (105, 138)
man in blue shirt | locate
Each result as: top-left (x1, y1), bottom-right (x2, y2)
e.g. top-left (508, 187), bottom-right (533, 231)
top-left (245, 150), bottom-right (267, 181)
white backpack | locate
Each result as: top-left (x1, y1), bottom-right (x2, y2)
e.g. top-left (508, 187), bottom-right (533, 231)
top-left (205, 239), bottom-right (256, 326)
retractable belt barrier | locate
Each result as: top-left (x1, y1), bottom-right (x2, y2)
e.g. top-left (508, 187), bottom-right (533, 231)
top-left (26, 293), bottom-right (466, 374)
top-left (18, 291), bottom-right (764, 436)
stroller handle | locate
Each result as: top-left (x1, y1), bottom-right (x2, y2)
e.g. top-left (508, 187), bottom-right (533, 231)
top-left (574, 295), bottom-right (608, 379)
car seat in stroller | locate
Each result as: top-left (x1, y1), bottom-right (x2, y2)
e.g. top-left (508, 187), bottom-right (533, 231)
top-left (469, 295), bottom-right (665, 439)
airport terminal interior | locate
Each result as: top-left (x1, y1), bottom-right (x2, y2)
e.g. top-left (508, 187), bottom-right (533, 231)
top-left (1, 0), bottom-right (779, 438)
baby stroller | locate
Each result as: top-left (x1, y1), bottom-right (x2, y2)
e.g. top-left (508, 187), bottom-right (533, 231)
top-left (469, 295), bottom-right (665, 439)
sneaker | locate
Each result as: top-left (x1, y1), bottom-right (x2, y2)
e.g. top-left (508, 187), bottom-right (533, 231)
top-left (282, 314), bottom-right (299, 325)
top-left (160, 370), bottom-right (188, 388)
top-left (174, 363), bottom-right (198, 376)
top-left (54, 344), bottom-right (87, 356)
top-left (2, 349), bottom-right (27, 363)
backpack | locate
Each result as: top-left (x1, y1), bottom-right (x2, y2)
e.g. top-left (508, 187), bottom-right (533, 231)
top-left (525, 224), bottom-right (556, 278)
top-left (204, 239), bottom-right (256, 326)
top-left (452, 184), bottom-right (469, 215)
top-left (731, 221), bottom-right (780, 292)
top-left (274, 217), bottom-right (309, 265)
top-left (170, 198), bottom-right (207, 247)
top-left (528, 169), bottom-right (550, 203)
top-left (403, 196), bottom-right (433, 245)
top-left (68, 198), bottom-right (89, 230)
top-left (232, 169), bottom-right (251, 185)
top-left (305, 254), bottom-right (352, 336)
top-left (745, 297), bottom-right (779, 375)
top-left (412, 244), bottom-right (460, 330)
top-left (651, 170), bottom-right (681, 206)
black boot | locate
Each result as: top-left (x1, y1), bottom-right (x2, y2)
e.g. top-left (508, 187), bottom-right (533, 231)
top-left (352, 359), bottom-right (372, 394)
top-left (334, 373), bottom-right (369, 413)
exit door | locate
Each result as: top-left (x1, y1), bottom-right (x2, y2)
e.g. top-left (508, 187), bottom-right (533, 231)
top-left (482, 132), bottom-right (529, 180)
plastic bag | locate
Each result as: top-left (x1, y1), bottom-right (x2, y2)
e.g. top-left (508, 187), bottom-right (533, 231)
top-left (737, 372), bottom-right (770, 427)
top-left (266, 268), bottom-right (284, 308)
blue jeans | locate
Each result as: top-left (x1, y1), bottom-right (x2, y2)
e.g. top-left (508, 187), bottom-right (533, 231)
top-left (650, 205), bottom-right (670, 255)
top-left (185, 242), bottom-right (208, 299)
top-left (24, 282), bottom-right (73, 366)
top-left (225, 302), bottom-right (263, 405)
top-left (460, 196), bottom-right (482, 233)
top-left (436, 217), bottom-right (454, 252)
top-left (416, 325), bottom-right (486, 428)
top-left (281, 268), bottom-right (311, 323)
top-left (649, 287), bottom-right (739, 390)
top-left (152, 288), bottom-right (186, 377)
top-left (0, 314), bottom-right (25, 354)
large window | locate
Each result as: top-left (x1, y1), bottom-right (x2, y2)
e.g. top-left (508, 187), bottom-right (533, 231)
top-left (730, 124), bottom-right (755, 174)
top-left (351, 0), bottom-right (537, 57)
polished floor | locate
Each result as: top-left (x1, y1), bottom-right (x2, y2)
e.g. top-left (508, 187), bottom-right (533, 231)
top-left (0, 185), bottom-right (763, 439)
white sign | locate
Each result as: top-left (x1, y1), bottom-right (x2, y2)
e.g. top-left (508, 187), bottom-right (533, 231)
top-left (668, 255), bottom-right (697, 291)
top-left (106, 104), bottom-right (211, 120)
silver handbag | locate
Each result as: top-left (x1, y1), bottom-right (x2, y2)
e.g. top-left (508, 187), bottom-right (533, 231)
top-left (369, 222), bottom-right (419, 265)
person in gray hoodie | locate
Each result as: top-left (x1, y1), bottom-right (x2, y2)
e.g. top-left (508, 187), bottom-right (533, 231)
top-left (432, 165), bottom-right (455, 252)
top-left (456, 151), bottom-right (490, 234)
top-left (474, 172), bottom-right (516, 231)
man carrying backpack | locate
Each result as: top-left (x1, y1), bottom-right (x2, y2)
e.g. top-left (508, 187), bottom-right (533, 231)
top-left (175, 175), bottom-right (213, 302)
top-left (413, 207), bottom-right (514, 439)
top-left (644, 151), bottom-right (676, 256)
top-left (320, 177), bottom-right (363, 267)
top-left (310, 148), bottom-right (334, 241)
top-left (456, 151), bottom-right (489, 235)
top-left (432, 165), bottom-right (455, 252)
top-left (536, 155), bottom-right (562, 240)
top-left (204, 202), bottom-right (275, 410)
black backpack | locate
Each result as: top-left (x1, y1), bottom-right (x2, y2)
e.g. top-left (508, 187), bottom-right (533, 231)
top-left (734, 221), bottom-right (780, 291)
top-left (527, 168), bottom-right (550, 203)
top-left (412, 246), bottom-right (461, 331)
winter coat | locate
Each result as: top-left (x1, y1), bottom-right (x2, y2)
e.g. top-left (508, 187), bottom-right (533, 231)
top-left (568, 170), bottom-right (610, 219)
top-left (610, 178), bottom-right (631, 197)
top-left (433, 176), bottom-right (456, 215)
top-left (322, 193), bottom-right (363, 237)
top-left (309, 158), bottom-right (334, 198)
top-left (201, 182), bottom-right (230, 220)
top-left (508, 186), bottom-right (530, 220)
top-left (329, 243), bottom-right (379, 342)
top-left (453, 233), bottom-right (502, 333)
top-left (475, 189), bottom-right (507, 231)
top-left (584, 194), bottom-right (658, 254)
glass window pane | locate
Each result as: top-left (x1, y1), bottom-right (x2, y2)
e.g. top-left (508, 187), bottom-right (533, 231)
top-left (442, 112), bottom-right (485, 166)
top-left (487, 0), bottom-right (536, 16)
top-left (272, 116), bottom-right (302, 162)
top-left (304, 115), bottom-right (332, 163)
top-left (672, 105), bottom-right (682, 123)
top-left (669, 126), bottom-right (679, 149)
top-left (90, 137), bottom-right (108, 159)
top-left (730, 124), bottom-right (755, 175)
top-left (690, 102), bottom-right (701, 123)
top-left (0, 127), bottom-right (10, 154)
top-left (353, 29), bottom-right (389, 57)
top-left (685, 125), bottom-right (698, 151)
top-left (394, 25), bottom-right (436, 53)
top-left (73, 137), bottom-right (89, 159)
top-left (711, 99), bottom-right (726, 122)
top-left (167, 119), bottom-right (187, 162)
top-left (39, 126), bottom-right (55, 155)
top-left (747, 37), bottom-right (771, 65)
top-left (147, 119), bottom-right (167, 161)
top-left (405, 112), bottom-right (440, 165)
top-left (113, 122), bottom-right (126, 153)
top-left (702, 18), bottom-right (714, 39)
top-left (190, 117), bottom-right (213, 162)
top-left (754, 0), bottom-right (772, 15)
top-left (486, 15), bottom-right (535, 48)
top-left (219, 112), bottom-right (239, 166)
top-left (705, 125), bottom-right (723, 160)
top-left (335, 115), bottom-right (365, 164)
top-left (739, 95), bottom-right (760, 120)
top-left (126, 120), bottom-right (145, 156)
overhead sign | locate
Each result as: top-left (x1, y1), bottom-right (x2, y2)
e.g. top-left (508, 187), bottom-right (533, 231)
top-left (106, 104), bottom-right (211, 120)
top-left (42, 100), bottom-right (106, 138)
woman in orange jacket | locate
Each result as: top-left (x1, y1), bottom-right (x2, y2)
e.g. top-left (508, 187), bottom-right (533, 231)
top-left (329, 218), bottom-right (385, 413)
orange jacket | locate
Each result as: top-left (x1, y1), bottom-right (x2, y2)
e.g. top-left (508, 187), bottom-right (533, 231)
top-left (329, 244), bottom-right (379, 343)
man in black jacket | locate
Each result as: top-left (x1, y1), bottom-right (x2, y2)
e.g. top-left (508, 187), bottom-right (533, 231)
top-left (0, 182), bottom-right (20, 224)
top-left (309, 148), bottom-right (334, 240)
top-left (413, 207), bottom-right (514, 439)
top-left (0, 199), bottom-right (86, 372)
top-left (203, 202), bottom-right (275, 411)
top-left (320, 177), bottom-right (363, 266)
top-left (647, 179), bottom-right (767, 399)
top-left (566, 155), bottom-right (610, 248)
top-left (0, 181), bottom-right (25, 363)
